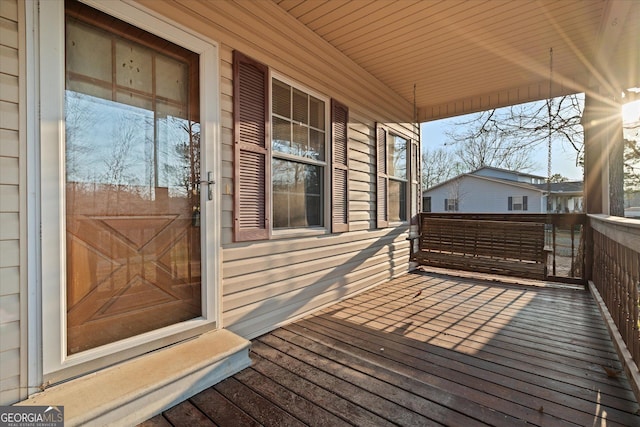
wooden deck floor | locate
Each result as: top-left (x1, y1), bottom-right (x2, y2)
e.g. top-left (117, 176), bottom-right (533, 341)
top-left (141, 270), bottom-right (640, 426)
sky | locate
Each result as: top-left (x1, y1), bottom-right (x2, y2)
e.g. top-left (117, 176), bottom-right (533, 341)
top-left (421, 98), bottom-right (640, 183)
top-left (420, 110), bottom-right (580, 182)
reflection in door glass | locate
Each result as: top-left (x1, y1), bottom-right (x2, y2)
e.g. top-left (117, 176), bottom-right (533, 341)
top-left (65, 10), bottom-right (201, 355)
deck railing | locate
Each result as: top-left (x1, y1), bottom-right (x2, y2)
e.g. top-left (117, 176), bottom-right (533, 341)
top-left (412, 212), bottom-right (640, 384)
top-left (414, 213), bottom-right (587, 284)
top-left (588, 215), bottom-right (640, 372)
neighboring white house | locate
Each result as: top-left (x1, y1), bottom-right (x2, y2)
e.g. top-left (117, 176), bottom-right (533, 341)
top-left (422, 166), bottom-right (583, 213)
top-left (536, 181), bottom-right (584, 213)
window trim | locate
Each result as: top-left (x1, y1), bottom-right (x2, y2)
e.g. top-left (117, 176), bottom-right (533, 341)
top-left (233, 52), bottom-right (346, 241)
top-left (270, 71), bottom-right (330, 236)
top-left (423, 196), bottom-right (432, 213)
top-left (444, 198), bottom-right (459, 212)
top-left (34, 0), bottom-right (221, 382)
top-left (376, 123), bottom-right (412, 227)
top-left (508, 195), bottom-right (529, 211)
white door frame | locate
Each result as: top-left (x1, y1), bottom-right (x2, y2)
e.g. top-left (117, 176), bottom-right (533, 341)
top-left (28, 0), bottom-right (222, 385)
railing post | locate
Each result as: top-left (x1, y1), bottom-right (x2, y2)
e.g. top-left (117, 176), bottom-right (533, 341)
top-left (584, 216), bottom-right (594, 282)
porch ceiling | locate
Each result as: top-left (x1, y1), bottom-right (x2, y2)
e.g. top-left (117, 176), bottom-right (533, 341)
top-left (273, 0), bottom-right (640, 121)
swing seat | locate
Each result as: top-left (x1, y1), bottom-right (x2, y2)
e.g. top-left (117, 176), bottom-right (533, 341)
top-left (411, 217), bottom-right (548, 280)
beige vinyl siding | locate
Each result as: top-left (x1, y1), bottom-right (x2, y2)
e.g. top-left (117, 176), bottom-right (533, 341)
top-left (222, 228), bottom-right (410, 338)
top-left (219, 48), bottom-right (235, 244)
top-left (217, 46), bottom-right (413, 336)
top-left (134, 0), bottom-right (417, 338)
top-left (0, 0), bottom-right (419, 384)
top-left (138, 0), bottom-right (412, 123)
top-left (0, 0), bottom-right (23, 405)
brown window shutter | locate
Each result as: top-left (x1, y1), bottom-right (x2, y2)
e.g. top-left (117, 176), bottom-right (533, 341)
top-left (331, 100), bottom-right (349, 233)
top-left (376, 124), bottom-right (389, 228)
top-left (233, 51), bottom-right (270, 241)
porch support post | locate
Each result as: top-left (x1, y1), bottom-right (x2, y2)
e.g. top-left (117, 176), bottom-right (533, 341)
top-left (582, 89), bottom-right (625, 281)
top-left (582, 90), bottom-right (624, 215)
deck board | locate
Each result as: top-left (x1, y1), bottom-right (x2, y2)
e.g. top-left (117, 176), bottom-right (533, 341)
top-left (143, 270), bottom-right (640, 426)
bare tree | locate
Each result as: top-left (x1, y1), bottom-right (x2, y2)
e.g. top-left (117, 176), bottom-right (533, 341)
top-left (446, 125), bottom-right (537, 172)
top-left (65, 92), bottom-right (100, 183)
top-left (444, 176), bottom-right (465, 211)
top-left (549, 173), bottom-right (569, 183)
top-left (102, 114), bottom-right (141, 187)
top-left (444, 94), bottom-right (584, 173)
top-left (421, 147), bottom-right (461, 189)
top-left (623, 109), bottom-right (640, 194)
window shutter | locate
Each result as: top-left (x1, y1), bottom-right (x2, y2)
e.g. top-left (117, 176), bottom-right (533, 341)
top-left (233, 51), bottom-right (269, 241)
top-left (508, 196), bottom-right (513, 211)
top-left (444, 199), bottom-right (448, 211)
top-left (376, 124), bottom-right (388, 228)
top-left (331, 100), bottom-right (349, 232)
top-left (523, 195), bottom-right (528, 211)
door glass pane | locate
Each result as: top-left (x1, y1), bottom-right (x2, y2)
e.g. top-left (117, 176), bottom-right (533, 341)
top-left (65, 15), bottom-right (201, 355)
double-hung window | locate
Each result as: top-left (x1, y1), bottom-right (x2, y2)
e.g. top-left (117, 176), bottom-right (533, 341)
top-left (272, 78), bottom-right (327, 229)
top-left (376, 124), bottom-right (414, 227)
top-left (508, 195), bottom-right (528, 211)
top-left (445, 198), bottom-right (459, 212)
top-left (233, 52), bottom-right (349, 241)
top-left (387, 134), bottom-right (408, 222)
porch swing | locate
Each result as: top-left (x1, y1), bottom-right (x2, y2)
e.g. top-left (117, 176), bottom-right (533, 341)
top-left (409, 49), bottom-right (556, 281)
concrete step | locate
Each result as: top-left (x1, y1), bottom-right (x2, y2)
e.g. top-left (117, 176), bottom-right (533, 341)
top-left (17, 329), bottom-right (251, 426)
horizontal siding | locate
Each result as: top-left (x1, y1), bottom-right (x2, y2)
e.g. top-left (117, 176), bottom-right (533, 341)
top-left (219, 47), bottom-right (234, 244)
top-left (0, 0), bottom-right (21, 406)
top-left (0, 101), bottom-right (18, 131)
top-left (0, 0), bottom-right (419, 399)
top-left (137, 0), bottom-right (413, 123)
top-left (0, 16), bottom-right (18, 49)
top-left (0, 266), bottom-right (19, 296)
top-left (132, 0), bottom-right (420, 339)
top-left (0, 129), bottom-right (19, 157)
top-left (223, 229), bottom-right (411, 339)
top-left (0, 376), bottom-right (19, 406)
top-left (424, 177), bottom-right (545, 214)
top-left (0, 73), bottom-right (18, 102)
top-left (0, 0), bottom-right (18, 21)
top-left (0, 45), bottom-right (18, 75)
top-left (0, 212), bottom-right (18, 239)
top-left (198, 1), bottom-right (412, 338)
top-left (0, 184), bottom-right (18, 212)
top-left (0, 156), bottom-right (18, 184)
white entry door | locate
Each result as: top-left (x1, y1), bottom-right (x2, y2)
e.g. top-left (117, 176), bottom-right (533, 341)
top-left (36, 0), bottom-right (220, 382)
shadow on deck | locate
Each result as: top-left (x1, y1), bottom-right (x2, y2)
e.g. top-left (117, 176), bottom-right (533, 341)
top-left (141, 269), bottom-right (640, 426)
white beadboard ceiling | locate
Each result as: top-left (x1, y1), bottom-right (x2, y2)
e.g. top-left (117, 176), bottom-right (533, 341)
top-left (273, 0), bottom-right (639, 121)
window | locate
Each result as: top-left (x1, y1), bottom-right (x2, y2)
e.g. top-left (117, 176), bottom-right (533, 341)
top-left (272, 78), bottom-right (327, 229)
top-left (445, 198), bottom-right (459, 211)
top-left (376, 124), bottom-right (413, 227)
top-left (387, 134), bottom-right (408, 222)
top-left (508, 195), bottom-right (528, 211)
top-left (233, 52), bottom-right (349, 241)
top-left (423, 196), bottom-right (431, 212)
